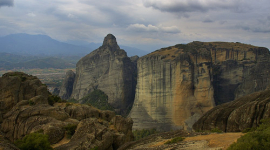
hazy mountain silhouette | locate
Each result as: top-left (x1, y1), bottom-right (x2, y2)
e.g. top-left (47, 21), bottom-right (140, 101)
top-left (0, 33), bottom-right (91, 56)
top-left (0, 33), bottom-right (147, 57)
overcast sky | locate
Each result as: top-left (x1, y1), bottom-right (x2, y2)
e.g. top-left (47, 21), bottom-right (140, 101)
top-left (0, 0), bottom-right (270, 51)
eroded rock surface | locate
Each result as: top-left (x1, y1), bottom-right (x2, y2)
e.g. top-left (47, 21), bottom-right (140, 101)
top-left (129, 42), bottom-right (270, 131)
top-left (71, 34), bottom-right (136, 116)
top-left (0, 72), bottom-right (134, 149)
top-left (193, 89), bottom-right (270, 132)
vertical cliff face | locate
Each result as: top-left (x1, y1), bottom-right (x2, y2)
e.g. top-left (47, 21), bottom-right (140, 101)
top-left (71, 34), bottom-right (136, 115)
top-left (59, 70), bottom-right (76, 100)
top-left (129, 42), bottom-right (270, 131)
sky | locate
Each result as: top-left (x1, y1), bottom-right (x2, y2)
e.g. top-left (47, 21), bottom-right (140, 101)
top-left (0, 0), bottom-right (270, 52)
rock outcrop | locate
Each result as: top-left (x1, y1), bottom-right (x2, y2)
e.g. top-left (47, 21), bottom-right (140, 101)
top-left (0, 72), bottom-right (134, 149)
top-left (129, 41), bottom-right (270, 131)
top-left (59, 70), bottom-right (76, 100)
top-left (0, 72), bottom-right (48, 121)
top-left (193, 89), bottom-right (270, 132)
top-left (71, 34), bottom-right (136, 116)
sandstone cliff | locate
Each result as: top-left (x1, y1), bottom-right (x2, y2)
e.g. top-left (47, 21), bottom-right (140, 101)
top-left (0, 72), bottom-right (134, 149)
top-left (71, 34), bottom-right (136, 116)
top-left (129, 41), bottom-right (270, 131)
top-left (193, 88), bottom-right (270, 132)
top-left (59, 70), bottom-right (76, 100)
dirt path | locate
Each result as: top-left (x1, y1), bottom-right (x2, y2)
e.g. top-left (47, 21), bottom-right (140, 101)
top-left (184, 132), bottom-right (243, 150)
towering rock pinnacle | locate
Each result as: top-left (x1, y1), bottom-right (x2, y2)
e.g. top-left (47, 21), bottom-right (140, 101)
top-left (71, 34), bottom-right (136, 116)
top-left (102, 34), bottom-right (120, 49)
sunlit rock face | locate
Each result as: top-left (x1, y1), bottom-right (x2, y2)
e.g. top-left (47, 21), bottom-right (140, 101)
top-left (129, 41), bottom-right (270, 131)
top-left (71, 34), bottom-right (136, 116)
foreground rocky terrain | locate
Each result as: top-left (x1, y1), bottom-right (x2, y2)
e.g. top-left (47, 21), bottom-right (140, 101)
top-left (129, 41), bottom-right (270, 131)
top-left (0, 72), bottom-right (133, 150)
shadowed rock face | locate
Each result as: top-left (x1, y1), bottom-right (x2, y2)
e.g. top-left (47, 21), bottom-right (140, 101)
top-left (129, 41), bottom-right (270, 131)
top-left (193, 89), bottom-right (270, 132)
top-left (71, 34), bottom-right (136, 116)
top-left (0, 72), bottom-right (134, 149)
top-left (59, 70), bottom-right (76, 100)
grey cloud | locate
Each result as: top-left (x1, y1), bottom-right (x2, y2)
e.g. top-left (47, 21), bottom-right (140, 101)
top-left (0, 0), bottom-right (14, 7)
top-left (143, 0), bottom-right (249, 14)
top-left (203, 19), bottom-right (214, 23)
top-left (239, 16), bottom-right (270, 33)
top-left (244, 27), bottom-right (270, 33)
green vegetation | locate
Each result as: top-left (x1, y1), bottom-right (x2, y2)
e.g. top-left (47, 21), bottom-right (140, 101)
top-left (228, 119), bottom-right (270, 150)
top-left (80, 89), bottom-right (114, 111)
top-left (48, 94), bottom-right (62, 106)
top-left (165, 137), bottom-right (185, 144)
top-left (28, 100), bottom-right (35, 106)
top-left (67, 98), bottom-right (78, 103)
top-left (210, 128), bottom-right (223, 133)
top-left (63, 124), bottom-right (77, 139)
top-left (14, 133), bottom-right (53, 150)
top-left (132, 128), bottom-right (158, 140)
top-left (91, 146), bottom-right (99, 150)
top-left (242, 127), bottom-right (256, 133)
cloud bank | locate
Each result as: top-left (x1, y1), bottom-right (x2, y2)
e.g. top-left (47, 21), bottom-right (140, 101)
top-left (0, 0), bottom-right (14, 7)
top-left (143, 0), bottom-right (249, 14)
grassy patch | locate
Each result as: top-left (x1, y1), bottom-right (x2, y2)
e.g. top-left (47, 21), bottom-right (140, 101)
top-left (165, 137), bottom-right (185, 144)
top-left (210, 128), bottom-right (223, 133)
top-left (132, 128), bottom-right (158, 140)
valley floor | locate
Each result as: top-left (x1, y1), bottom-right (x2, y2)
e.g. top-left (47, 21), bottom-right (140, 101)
top-left (120, 131), bottom-right (243, 150)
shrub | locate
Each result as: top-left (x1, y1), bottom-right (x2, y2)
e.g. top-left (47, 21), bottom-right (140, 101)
top-left (14, 132), bottom-right (53, 150)
top-left (133, 128), bottom-right (157, 140)
top-left (242, 127), bottom-right (256, 133)
top-left (210, 128), bottom-right (223, 133)
top-left (63, 124), bottom-right (77, 138)
top-left (228, 119), bottom-right (270, 150)
top-left (48, 94), bottom-right (62, 106)
top-left (91, 146), bottom-right (99, 150)
top-left (28, 100), bottom-right (35, 106)
top-left (165, 137), bottom-right (185, 144)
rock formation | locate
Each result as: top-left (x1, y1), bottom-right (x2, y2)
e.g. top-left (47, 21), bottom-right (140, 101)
top-left (71, 34), bottom-right (136, 115)
top-left (193, 88), bottom-right (270, 132)
top-left (129, 41), bottom-right (270, 131)
top-left (0, 72), bottom-right (133, 149)
top-left (59, 70), bottom-right (76, 100)
top-left (0, 72), bottom-right (48, 121)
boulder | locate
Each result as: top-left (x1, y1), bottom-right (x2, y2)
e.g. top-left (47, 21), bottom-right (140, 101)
top-left (193, 89), bottom-right (270, 132)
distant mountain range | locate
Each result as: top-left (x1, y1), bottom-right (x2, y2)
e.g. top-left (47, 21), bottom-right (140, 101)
top-left (0, 55), bottom-right (75, 70)
top-left (0, 33), bottom-right (147, 70)
top-left (0, 33), bottom-right (147, 57)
